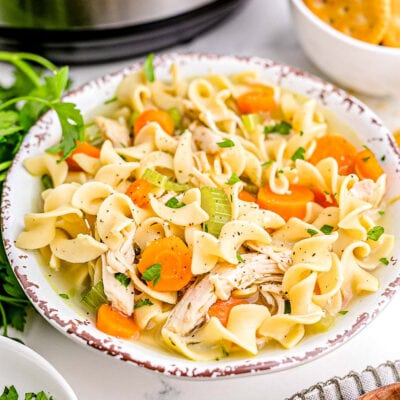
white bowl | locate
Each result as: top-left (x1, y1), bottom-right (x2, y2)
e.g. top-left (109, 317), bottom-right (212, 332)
top-left (289, 0), bottom-right (400, 97)
top-left (2, 53), bottom-right (400, 378)
top-left (0, 336), bottom-right (77, 399)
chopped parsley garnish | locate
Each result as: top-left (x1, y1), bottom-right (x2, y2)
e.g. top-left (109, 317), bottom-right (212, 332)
top-left (361, 156), bottom-right (371, 162)
top-left (59, 293), bottom-right (69, 300)
top-left (378, 210), bottom-right (385, 216)
top-left (381, 155), bottom-right (386, 162)
top-left (217, 138), bottom-right (235, 148)
top-left (261, 160), bottom-right (274, 167)
top-left (367, 226), bottom-right (384, 241)
top-left (143, 53), bottom-right (155, 82)
top-left (40, 174), bottom-right (53, 190)
top-left (338, 310), bottom-right (348, 315)
top-left (1, 385), bottom-right (54, 400)
top-left (307, 228), bottom-right (318, 237)
top-left (103, 96), bottom-right (117, 105)
top-left (236, 252), bottom-right (245, 263)
top-left (225, 173), bottom-right (241, 185)
top-left (264, 121), bottom-right (292, 135)
top-left (142, 263), bottom-right (162, 286)
top-left (291, 146), bottom-right (306, 161)
top-left (114, 272), bottom-right (131, 287)
top-left (221, 346), bottom-right (230, 357)
top-left (284, 299), bottom-right (291, 314)
top-left (134, 298), bottom-right (154, 309)
top-left (320, 224), bottom-right (334, 235)
top-left (165, 197), bottom-right (186, 209)
top-left (379, 257), bottom-right (389, 266)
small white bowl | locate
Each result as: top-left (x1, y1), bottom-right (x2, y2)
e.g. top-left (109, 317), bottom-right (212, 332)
top-left (0, 336), bottom-right (77, 399)
top-left (289, 0), bottom-right (400, 97)
top-left (2, 53), bottom-right (400, 378)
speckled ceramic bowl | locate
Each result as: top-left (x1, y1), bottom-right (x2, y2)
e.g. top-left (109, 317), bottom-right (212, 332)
top-left (2, 54), bottom-right (400, 378)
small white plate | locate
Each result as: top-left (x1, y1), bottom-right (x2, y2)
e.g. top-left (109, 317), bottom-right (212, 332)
top-left (0, 336), bottom-right (78, 400)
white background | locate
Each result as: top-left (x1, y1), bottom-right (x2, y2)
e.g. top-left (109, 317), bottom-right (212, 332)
top-left (3, 0), bottom-right (400, 399)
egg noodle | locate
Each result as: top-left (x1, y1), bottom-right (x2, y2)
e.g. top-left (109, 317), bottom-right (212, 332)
top-left (17, 63), bottom-right (394, 361)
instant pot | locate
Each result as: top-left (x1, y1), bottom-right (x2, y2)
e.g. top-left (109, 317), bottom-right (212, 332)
top-left (0, 0), bottom-right (245, 64)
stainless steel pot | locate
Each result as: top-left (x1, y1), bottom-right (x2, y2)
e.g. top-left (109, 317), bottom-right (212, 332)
top-left (0, 0), bottom-right (245, 64)
top-left (0, 0), bottom-right (216, 29)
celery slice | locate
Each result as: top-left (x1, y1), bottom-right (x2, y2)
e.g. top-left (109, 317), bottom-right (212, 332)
top-left (241, 113), bottom-right (260, 132)
top-left (200, 186), bottom-right (232, 237)
top-left (142, 168), bottom-right (189, 192)
top-left (81, 280), bottom-right (107, 313)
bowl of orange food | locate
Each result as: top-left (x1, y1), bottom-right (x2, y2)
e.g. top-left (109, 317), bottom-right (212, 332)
top-left (2, 53), bottom-right (400, 378)
top-left (289, 0), bottom-right (400, 96)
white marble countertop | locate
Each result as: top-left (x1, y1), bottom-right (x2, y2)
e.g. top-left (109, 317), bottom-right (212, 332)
top-left (4, 0), bottom-right (400, 399)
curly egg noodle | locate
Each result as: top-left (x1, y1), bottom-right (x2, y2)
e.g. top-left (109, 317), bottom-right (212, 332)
top-left (17, 64), bottom-right (394, 361)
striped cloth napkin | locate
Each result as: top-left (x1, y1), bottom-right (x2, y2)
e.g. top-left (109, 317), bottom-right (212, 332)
top-left (287, 360), bottom-right (400, 400)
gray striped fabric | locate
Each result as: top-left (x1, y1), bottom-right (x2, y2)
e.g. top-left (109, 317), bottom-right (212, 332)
top-left (287, 360), bottom-right (400, 400)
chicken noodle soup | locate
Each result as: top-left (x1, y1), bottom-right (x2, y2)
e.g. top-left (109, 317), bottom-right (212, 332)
top-left (17, 62), bottom-right (394, 361)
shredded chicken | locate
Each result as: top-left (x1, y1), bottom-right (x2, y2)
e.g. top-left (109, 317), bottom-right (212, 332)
top-left (190, 123), bottom-right (221, 154)
top-left (95, 116), bottom-right (131, 148)
top-left (101, 229), bottom-right (136, 316)
top-left (163, 251), bottom-right (291, 336)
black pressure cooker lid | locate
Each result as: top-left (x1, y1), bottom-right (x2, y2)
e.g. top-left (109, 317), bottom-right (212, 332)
top-left (0, 0), bottom-right (245, 64)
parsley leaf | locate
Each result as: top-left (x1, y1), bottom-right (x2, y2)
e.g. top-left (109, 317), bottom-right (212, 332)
top-left (338, 310), bottom-right (348, 315)
top-left (165, 197), bottom-right (186, 209)
top-left (291, 146), bottom-right (306, 161)
top-left (142, 263), bottom-right (162, 286)
top-left (134, 298), bottom-right (154, 309)
top-left (367, 226), bottom-right (384, 241)
top-left (221, 346), bottom-right (229, 357)
top-left (261, 160), bottom-right (274, 167)
top-left (225, 172), bottom-right (241, 185)
top-left (284, 299), bottom-right (291, 314)
top-left (46, 102), bottom-right (85, 160)
top-left (307, 228), bottom-right (318, 236)
top-left (59, 293), bottom-right (69, 300)
top-left (320, 224), bottom-right (334, 235)
top-left (217, 138), bottom-right (235, 148)
top-left (379, 257), bottom-right (389, 266)
top-left (1, 385), bottom-right (54, 400)
top-left (143, 53), bottom-right (155, 82)
top-left (236, 252), bottom-right (244, 263)
top-left (264, 121), bottom-right (292, 135)
top-left (114, 273), bottom-right (131, 287)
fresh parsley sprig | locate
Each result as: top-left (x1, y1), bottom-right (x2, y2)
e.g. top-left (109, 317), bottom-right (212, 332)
top-left (0, 52), bottom-right (83, 339)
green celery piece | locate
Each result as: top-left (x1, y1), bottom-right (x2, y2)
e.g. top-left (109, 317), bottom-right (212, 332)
top-left (142, 168), bottom-right (189, 192)
top-left (200, 186), bottom-right (232, 237)
top-left (80, 281), bottom-right (107, 313)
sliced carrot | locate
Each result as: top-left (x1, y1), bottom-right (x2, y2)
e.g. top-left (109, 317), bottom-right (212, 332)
top-left (238, 190), bottom-right (257, 202)
top-left (133, 109), bottom-right (174, 136)
top-left (125, 178), bottom-right (152, 208)
top-left (354, 148), bottom-right (384, 181)
top-left (96, 304), bottom-right (139, 339)
top-left (313, 190), bottom-right (338, 208)
top-left (308, 135), bottom-right (357, 175)
top-left (257, 184), bottom-right (315, 221)
top-left (236, 89), bottom-right (276, 114)
top-left (137, 236), bottom-right (193, 292)
top-left (208, 297), bottom-right (247, 327)
top-left (66, 141), bottom-right (101, 171)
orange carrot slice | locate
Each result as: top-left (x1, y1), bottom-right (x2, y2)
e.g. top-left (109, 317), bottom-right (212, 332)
top-left (257, 184), bottom-right (315, 221)
top-left (125, 178), bottom-right (152, 208)
top-left (354, 148), bottom-right (384, 181)
top-left (137, 236), bottom-right (193, 292)
top-left (133, 109), bottom-right (174, 136)
top-left (208, 297), bottom-right (247, 327)
top-left (96, 304), bottom-right (139, 339)
top-left (236, 89), bottom-right (276, 114)
top-left (238, 190), bottom-right (257, 202)
top-left (308, 135), bottom-right (357, 175)
top-left (66, 141), bottom-right (100, 171)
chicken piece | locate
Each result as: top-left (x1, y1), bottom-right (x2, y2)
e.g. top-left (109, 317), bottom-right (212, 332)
top-left (163, 252), bottom-right (291, 336)
top-left (191, 123), bottom-right (221, 154)
top-left (95, 116), bottom-right (131, 148)
top-left (101, 230), bottom-right (136, 316)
